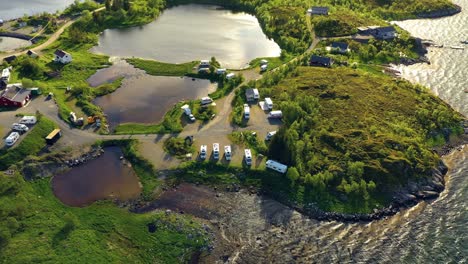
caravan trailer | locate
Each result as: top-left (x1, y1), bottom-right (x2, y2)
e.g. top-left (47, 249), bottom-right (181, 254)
top-left (224, 145), bottom-right (232, 161)
top-left (213, 143), bottom-right (220, 160)
top-left (264, 97), bottom-right (273, 110)
top-left (244, 149), bottom-right (252, 166)
top-left (243, 104), bottom-right (250, 119)
top-left (265, 160), bottom-right (288, 174)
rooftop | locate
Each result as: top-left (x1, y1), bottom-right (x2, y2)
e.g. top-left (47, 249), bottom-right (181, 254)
top-left (1, 85), bottom-right (31, 103)
top-left (54, 49), bottom-right (69, 58)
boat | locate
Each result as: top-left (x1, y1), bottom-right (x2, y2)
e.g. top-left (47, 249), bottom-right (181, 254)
top-left (449, 45), bottom-right (464, 50)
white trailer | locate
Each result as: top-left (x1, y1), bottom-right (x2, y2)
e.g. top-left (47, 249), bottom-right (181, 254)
top-left (266, 160), bottom-right (288, 174)
top-left (5, 132), bottom-right (20, 147)
top-left (213, 143), bottom-right (220, 160)
top-left (200, 97), bottom-right (213, 105)
top-left (244, 149), bottom-right (252, 166)
top-left (216, 68), bottom-right (227, 74)
top-left (244, 104), bottom-right (250, 119)
top-left (268, 110), bottom-right (282, 119)
top-left (200, 145), bottom-right (207, 160)
top-left (264, 97), bottom-right (273, 110)
top-left (19, 116), bottom-right (37, 124)
top-left (226, 73), bottom-right (235, 79)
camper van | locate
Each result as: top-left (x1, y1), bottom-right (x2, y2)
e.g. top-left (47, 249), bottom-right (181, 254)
top-left (200, 97), bottom-right (213, 105)
top-left (260, 64), bottom-right (268, 72)
top-left (5, 132), bottom-right (20, 147)
top-left (265, 131), bottom-right (277, 141)
top-left (216, 68), bottom-right (227, 74)
top-left (244, 149), bottom-right (252, 166)
top-left (268, 110), bottom-right (282, 119)
top-left (264, 97), bottom-right (273, 110)
top-left (224, 145), bottom-right (232, 161)
top-left (213, 143), bottom-right (220, 160)
top-left (181, 104), bottom-right (196, 121)
top-left (199, 60), bottom-right (210, 67)
top-left (266, 160), bottom-right (288, 174)
top-left (244, 104), bottom-right (250, 119)
top-left (226, 73), bottom-right (235, 79)
top-left (11, 123), bottom-right (29, 133)
top-left (200, 145), bottom-right (207, 160)
top-left (19, 116), bottom-right (37, 125)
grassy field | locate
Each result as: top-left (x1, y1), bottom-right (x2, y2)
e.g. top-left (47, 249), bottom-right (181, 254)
top-left (126, 58), bottom-right (199, 76)
top-left (0, 114), bottom-right (56, 170)
top-left (0, 174), bottom-right (209, 263)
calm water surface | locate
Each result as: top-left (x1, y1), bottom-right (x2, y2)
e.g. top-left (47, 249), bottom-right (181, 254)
top-left (0, 37), bottom-right (31, 51)
top-left (0, 0), bottom-right (75, 20)
top-left (52, 147), bottom-right (141, 207)
top-left (91, 4), bottom-right (281, 69)
top-left (90, 60), bottom-right (216, 129)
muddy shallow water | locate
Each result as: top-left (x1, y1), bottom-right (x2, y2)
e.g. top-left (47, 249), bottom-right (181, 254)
top-left (89, 60), bottom-right (216, 129)
top-left (52, 147), bottom-right (141, 207)
top-left (91, 4), bottom-right (281, 69)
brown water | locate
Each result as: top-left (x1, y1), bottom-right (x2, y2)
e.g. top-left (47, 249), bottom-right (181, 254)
top-left (90, 4), bottom-right (281, 69)
top-left (90, 60), bottom-right (216, 129)
top-left (0, 37), bottom-right (31, 52)
top-left (52, 147), bottom-right (141, 207)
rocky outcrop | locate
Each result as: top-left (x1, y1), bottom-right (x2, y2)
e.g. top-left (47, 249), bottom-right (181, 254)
top-left (416, 5), bottom-right (462, 19)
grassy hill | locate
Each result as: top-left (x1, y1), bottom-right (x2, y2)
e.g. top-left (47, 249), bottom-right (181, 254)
top-left (258, 66), bottom-right (462, 213)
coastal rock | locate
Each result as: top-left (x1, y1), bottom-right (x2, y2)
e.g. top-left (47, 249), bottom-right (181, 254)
top-left (421, 191), bottom-right (439, 200)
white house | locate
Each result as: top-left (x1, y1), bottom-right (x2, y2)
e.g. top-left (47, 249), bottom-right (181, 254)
top-left (54, 49), bottom-right (72, 64)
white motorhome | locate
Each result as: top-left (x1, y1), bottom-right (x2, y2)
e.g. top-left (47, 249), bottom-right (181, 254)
top-left (199, 60), bottom-right (210, 67)
top-left (268, 110), bottom-right (282, 119)
top-left (266, 160), bottom-right (288, 174)
top-left (213, 143), bottom-right (220, 160)
top-left (5, 132), bottom-right (20, 147)
top-left (200, 145), bottom-right (207, 160)
top-left (216, 68), bottom-right (227, 74)
top-left (224, 145), bottom-right (232, 161)
top-left (244, 149), bottom-right (252, 166)
top-left (244, 104), bottom-right (250, 119)
top-left (226, 73), bottom-right (235, 79)
top-left (19, 116), bottom-right (37, 124)
top-left (11, 123), bottom-right (29, 133)
top-left (200, 97), bottom-right (213, 105)
top-left (181, 104), bottom-right (196, 121)
top-left (264, 97), bottom-right (273, 110)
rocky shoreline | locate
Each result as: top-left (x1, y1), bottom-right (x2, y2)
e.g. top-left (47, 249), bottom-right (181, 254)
top-left (416, 5), bottom-right (462, 19)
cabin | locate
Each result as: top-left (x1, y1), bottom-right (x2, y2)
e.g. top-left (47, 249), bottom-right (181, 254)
top-left (330, 42), bottom-right (349, 53)
top-left (266, 160), bottom-right (288, 174)
top-left (0, 84), bottom-right (31, 107)
top-left (308, 6), bottom-right (329, 16)
top-left (310, 55), bottom-right (333, 67)
top-left (53, 49), bottom-right (72, 64)
top-left (27, 50), bottom-right (39, 58)
top-left (245, 88), bottom-right (259, 102)
top-left (45, 129), bottom-right (62, 145)
top-left (373, 26), bottom-right (397, 40)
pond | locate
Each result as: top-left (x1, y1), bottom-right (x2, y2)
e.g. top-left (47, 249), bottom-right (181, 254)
top-left (89, 60), bottom-right (216, 129)
top-left (91, 4), bottom-right (281, 69)
top-left (52, 147), bottom-right (142, 207)
top-left (0, 0), bottom-right (75, 20)
top-left (0, 37), bottom-right (31, 52)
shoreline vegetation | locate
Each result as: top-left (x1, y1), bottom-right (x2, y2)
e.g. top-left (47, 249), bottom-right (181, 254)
top-left (0, 0), bottom-right (466, 262)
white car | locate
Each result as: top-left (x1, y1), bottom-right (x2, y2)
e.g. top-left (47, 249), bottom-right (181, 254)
top-left (189, 114), bottom-right (196, 122)
top-left (200, 145), bottom-right (207, 160)
top-left (265, 131), bottom-right (277, 141)
top-left (5, 132), bottom-right (20, 147)
top-left (11, 123), bottom-right (29, 133)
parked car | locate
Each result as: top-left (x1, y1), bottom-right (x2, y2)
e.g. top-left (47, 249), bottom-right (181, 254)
top-left (200, 96), bottom-right (213, 105)
top-left (265, 131), bottom-right (277, 141)
top-left (189, 114), bottom-right (196, 122)
top-left (200, 145), bottom-right (207, 160)
top-left (11, 123), bottom-right (29, 133)
top-left (224, 145), bottom-right (232, 161)
top-left (244, 104), bottom-right (250, 120)
top-left (5, 132), bottom-right (20, 147)
top-left (226, 73), bottom-right (235, 79)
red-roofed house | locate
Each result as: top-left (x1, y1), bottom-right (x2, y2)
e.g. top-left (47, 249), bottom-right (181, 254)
top-left (0, 84), bottom-right (31, 107)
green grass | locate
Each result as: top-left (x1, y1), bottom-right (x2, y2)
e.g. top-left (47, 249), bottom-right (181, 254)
top-left (126, 58), bottom-right (199, 76)
top-left (0, 174), bottom-right (209, 263)
top-left (248, 54), bottom-right (295, 72)
top-left (0, 114), bottom-right (56, 170)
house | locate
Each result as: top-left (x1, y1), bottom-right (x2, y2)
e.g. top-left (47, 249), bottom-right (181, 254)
top-left (373, 26), bottom-right (397, 40)
top-left (330, 42), bottom-right (349, 53)
top-left (3, 55), bottom-right (17, 64)
top-left (310, 55), bottom-right (333, 67)
top-left (27, 50), bottom-right (39, 58)
top-left (0, 84), bottom-right (31, 107)
top-left (308, 6), bottom-right (329, 16)
top-left (53, 49), bottom-right (72, 64)
top-left (245, 88), bottom-right (259, 102)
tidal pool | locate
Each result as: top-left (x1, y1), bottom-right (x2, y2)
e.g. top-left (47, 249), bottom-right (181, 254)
top-left (52, 147), bottom-right (141, 207)
top-left (91, 4), bottom-right (281, 68)
top-left (89, 60), bottom-right (216, 129)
